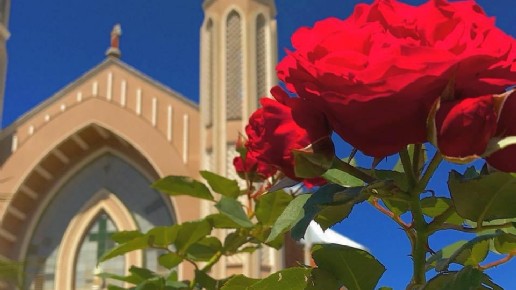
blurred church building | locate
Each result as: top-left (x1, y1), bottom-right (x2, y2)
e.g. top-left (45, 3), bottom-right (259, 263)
top-left (0, 1), bottom-right (361, 289)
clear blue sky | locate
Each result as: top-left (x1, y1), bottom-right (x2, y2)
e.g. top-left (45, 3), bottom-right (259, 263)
top-left (5, 0), bottom-right (515, 288)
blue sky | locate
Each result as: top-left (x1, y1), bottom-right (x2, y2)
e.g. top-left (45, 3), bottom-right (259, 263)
top-left (5, 0), bottom-right (515, 288)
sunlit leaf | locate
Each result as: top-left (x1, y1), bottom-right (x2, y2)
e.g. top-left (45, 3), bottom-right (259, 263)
top-left (215, 196), bottom-right (253, 228)
top-left (266, 194), bottom-right (310, 243)
top-left (449, 171), bottom-right (516, 222)
top-left (200, 170), bottom-right (240, 198)
top-left (312, 244), bottom-right (385, 290)
top-left (152, 176), bottom-right (214, 201)
top-left (255, 191), bottom-right (293, 226)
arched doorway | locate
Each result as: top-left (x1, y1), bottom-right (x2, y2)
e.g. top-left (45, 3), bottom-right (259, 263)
top-left (23, 152), bottom-right (175, 289)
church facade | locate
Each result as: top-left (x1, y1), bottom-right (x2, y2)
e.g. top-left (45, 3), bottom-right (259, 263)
top-left (0, 0), bottom-right (295, 289)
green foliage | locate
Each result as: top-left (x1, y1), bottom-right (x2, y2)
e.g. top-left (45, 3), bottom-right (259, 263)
top-left (101, 150), bottom-right (516, 290)
top-left (200, 170), bottom-right (240, 198)
top-left (423, 266), bottom-right (502, 290)
top-left (449, 170), bottom-right (516, 222)
top-left (215, 197), bottom-right (253, 228)
top-left (152, 176), bottom-right (214, 201)
top-left (312, 244), bottom-right (385, 290)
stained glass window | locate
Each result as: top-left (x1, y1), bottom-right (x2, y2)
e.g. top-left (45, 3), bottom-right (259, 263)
top-left (75, 213), bottom-right (124, 290)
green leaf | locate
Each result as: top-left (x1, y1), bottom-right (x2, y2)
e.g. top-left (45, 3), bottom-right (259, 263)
top-left (315, 202), bottom-right (354, 230)
top-left (215, 196), bottom-right (253, 228)
top-left (221, 275), bottom-right (260, 290)
top-left (255, 191), bottom-right (294, 226)
top-left (147, 226), bottom-right (178, 248)
top-left (111, 230), bottom-right (144, 243)
top-left (432, 234), bottom-right (497, 272)
top-left (423, 266), bottom-right (502, 290)
top-left (248, 267), bottom-right (313, 290)
top-left (158, 252), bottom-right (183, 269)
top-left (100, 235), bottom-right (149, 263)
top-left (223, 230), bottom-right (250, 254)
top-left (200, 170), bottom-right (240, 198)
top-left (206, 213), bottom-right (242, 229)
top-left (291, 185), bottom-right (366, 240)
top-left (174, 220), bottom-right (212, 254)
top-left (305, 268), bottom-right (341, 290)
top-left (449, 171), bottom-right (516, 222)
top-left (194, 269), bottom-right (219, 290)
top-left (266, 194), bottom-right (310, 243)
top-left (186, 236), bottom-right (222, 261)
top-left (421, 197), bottom-right (464, 226)
top-left (152, 176), bottom-right (214, 201)
top-left (493, 232), bottom-right (516, 254)
top-left (312, 244), bottom-right (385, 290)
top-left (129, 266), bottom-right (158, 281)
top-left (323, 167), bottom-right (363, 187)
top-left (292, 137), bottom-right (335, 178)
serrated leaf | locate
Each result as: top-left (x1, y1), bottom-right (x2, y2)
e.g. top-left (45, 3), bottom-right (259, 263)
top-left (194, 269), bottom-right (219, 290)
top-left (223, 230), bottom-right (249, 254)
top-left (449, 171), bottom-right (516, 222)
top-left (291, 185), bottom-right (365, 241)
top-left (255, 191), bottom-right (294, 226)
top-left (174, 220), bottom-right (212, 254)
top-left (421, 197), bottom-right (464, 226)
top-left (266, 194), bottom-right (310, 243)
top-left (434, 234), bottom-right (498, 272)
top-left (200, 170), bottom-right (240, 198)
top-left (312, 244), bottom-right (385, 290)
top-left (323, 167), bottom-right (363, 187)
top-left (158, 252), bottom-right (183, 269)
top-left (423, 266), bottom-right (502, 290)
top-left (293, 137), bottom-right (335, 178)
top-left (186, 236), bottom-right (222, 261)
top-left (215, 196), bottom-right (253, 228)
top-left (152, 176), bottom-right (214, 201)
top-left (100, 235), bottom-right (149, 263)
top-left (315, 203), bottom-right (354, 230)
top-left (493, 232), bottom-right (516, 254)
top-left (248, 267), bottom-right (313, 290)
top-left (206, 213), bottom-right (242, 229)
top-left (147, 226), bottom-right (178, 248)
top-left (111, 230), bottom-right (144, 244)
top-left (221, 274), bottom-right (260, 289)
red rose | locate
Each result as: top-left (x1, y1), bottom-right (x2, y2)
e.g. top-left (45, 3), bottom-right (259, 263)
top-left (486, 90), bottom-right (516, 172)
top-left (233, 153), bottom-right (276, 181)
top-left (277, 0), bottom-right (516, 157)
top-left (245, 86), bottom-right (331, 184)
top-left (433, 95), bottom-right (498, 160)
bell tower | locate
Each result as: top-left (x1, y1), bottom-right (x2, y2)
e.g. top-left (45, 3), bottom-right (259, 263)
top-left (0, 0), bottom-right (10, 128)
top-left (199, 0), bottom-right (280, 279)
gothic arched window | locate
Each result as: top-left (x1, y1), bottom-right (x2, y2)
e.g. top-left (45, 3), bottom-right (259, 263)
top-left (225, 10), bottom-right (243, 120)
top-left (256, 14), bottom-right (267, 102)
top-left (205, 19), bottom-right (214, 127)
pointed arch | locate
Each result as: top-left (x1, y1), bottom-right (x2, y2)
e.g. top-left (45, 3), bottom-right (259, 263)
top-left (255, 13), bottom-right (268, 102)
top-left (225, 10), bottom-right (243, 120)
top-left (54, 189), bottom-right (141, 289)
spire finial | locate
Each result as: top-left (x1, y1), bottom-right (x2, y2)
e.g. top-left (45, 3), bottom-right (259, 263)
top-left (106, 24), bottom-right (122, 58)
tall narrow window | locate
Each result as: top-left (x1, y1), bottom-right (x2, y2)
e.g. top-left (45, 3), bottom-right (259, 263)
top-left (226, 10), bottom-right (242, 120)
top-left (256, 14), bottom-right (267, 101)
top-left (204, 19), bottom-right (214, 127)
top-left (75, 213), bottom-right (124, 290)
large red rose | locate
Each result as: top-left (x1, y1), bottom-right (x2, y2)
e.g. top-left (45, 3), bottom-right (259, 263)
top-left (486, 90), bottom-right (516, 172)
top-left (277, 0), bottom-right (516, 157)
top-left (245, 86), bottom-right (331, 184)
